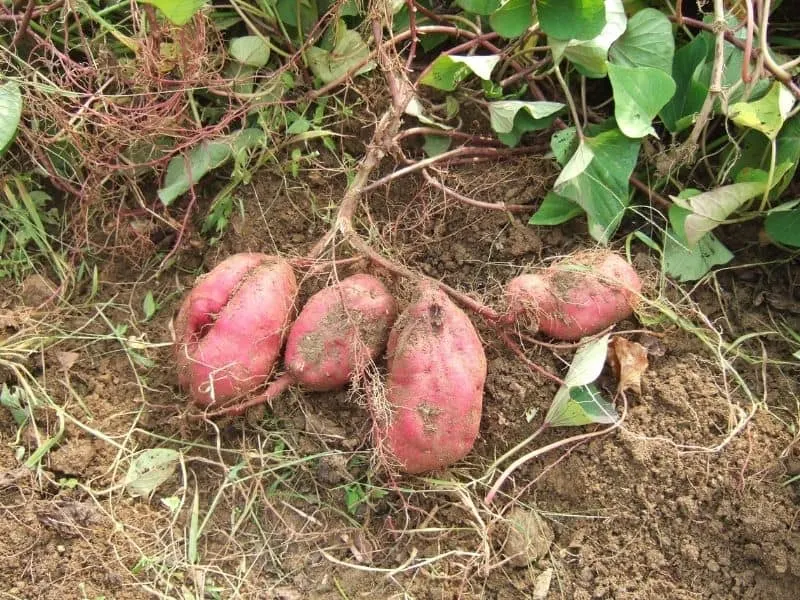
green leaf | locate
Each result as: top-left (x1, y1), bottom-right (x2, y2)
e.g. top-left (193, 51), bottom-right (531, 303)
top-left (489, 100), bottom-right (565, 133)
top-left (275, 0), bottom-right (317, 30)
top-left (565, 334), bottom-right (611, 387)
top-left (490, 0), bottom-right (534, 38)
top-left (307, 29), bottom-right (375, 85)
top-left (730, 114), bottom-right (800, 199)
top-left (660, 27), bottom-right (769, 133)
top-left (764, 207), bottom-right (800, 248)
top-left (490, 100), bottom-right (564, 147)
top-left (537, 0), bottom-right (606, 41)
top-left (727, 81), bottom-right (796, 140)
top-left (553, 126), bottom-right (641, 243)
top-left (124, 449), bottom-right (180, 498)
top-left (696, 31), bottom-right (771, 110)
top-left (286, 116), bottom-right (311, 135)
top-left (137, 0), bottom-right (206, 25)
top-left (404, 96), bottom-right (454, 129)
top-left (143, 291), bottom-right (157, 321)
top-left (419, 55), bottom-right (500, 91)
top-left (339, 0), bottom-right (361, 16)
top-left (670, 181), bottom-right (766, 246)
top-left (159, 142), bottom-right (231, 206)
top-left (545, 335), bottom-right (618, 427)
top-left (455, 0), bottom-right (500, 15)
top-left (1, 384), bottom-right (28, 427)
top-left (558, 385), bottom-right (619, 427)
top-left (229, 36), bottom-right (271, 67)
top-left (161, 496), bottom-right (182, 513)
top-left (529, 192), bottom-right (584, 225)
top-left (549, 0), bottom-right (627, 78)
top-left (223, 62), bottom-right (256, 95)
top-left (211, 11), bottom-right (242, 30)
top-left (547, 385), bottom-right (616, 427)
top-left (550, 127), bottom-right (578, 165)
top-left (423, 135), bottom-right (452, 157)
top-left (608, 8), bottom-right (674, 73)
top-left (0, 81), bottom-right (22, 158)
top-left (607, 63), bottom-right (676, 138)
top-left (658, 34), bottom-right (709, 133)
top-left (663, 204), bottom-right (734, 282)
top-left (158, 128), bottom-right (265, 205)
top-left (663, 228), bottom-right (734, 283)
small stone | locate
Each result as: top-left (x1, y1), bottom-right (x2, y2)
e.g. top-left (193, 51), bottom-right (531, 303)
top-left (500, 508), bottom-right (554, 567)
top-left (20, 273), bottom-right (57, 307)
top-left (706, 559), bottom-right (720, 573)
top-left (532, 568), bottom-right (553, 600)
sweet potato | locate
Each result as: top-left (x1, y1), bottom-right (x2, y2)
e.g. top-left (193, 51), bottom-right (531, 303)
top-left (174, 253), bottom-right (297, 408)
top-left (284, 274), bottom-right (398, 391)
top-left (505, 251), bottom-right (641, 341)
top-left (380, 284), bottom-right (487, 474)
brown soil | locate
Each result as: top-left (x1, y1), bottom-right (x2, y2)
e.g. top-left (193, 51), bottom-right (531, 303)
top-left (2, 150), bottom-right (799, 600)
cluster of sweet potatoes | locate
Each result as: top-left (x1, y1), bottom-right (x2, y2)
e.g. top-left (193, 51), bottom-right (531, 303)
top-left (173, 250), bottom-right (641, 474)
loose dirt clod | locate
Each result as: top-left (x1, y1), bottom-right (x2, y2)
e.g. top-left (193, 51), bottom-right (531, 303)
top-left (498, 508), bottom-right (554, 568)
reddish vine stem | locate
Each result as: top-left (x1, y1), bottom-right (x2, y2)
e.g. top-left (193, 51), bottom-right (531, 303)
top-left (347, 231), bottom-right (501, 322)
top-left (404, 0), bottom-right (418, 71)
top-left (196, 373), bottom-right (294, 419)
top-left (742, 0), bottom-right (755, 83)
top-left (499, 331), bottom-right (566, 386)
top-left (0, 0), bottom-right (61, 21)
top-left (629, 176), bottom-right (671, 209)
top-left (10, 0), bottom-right (36, 47)
top-left (498, 59), bottom-right (550, 88)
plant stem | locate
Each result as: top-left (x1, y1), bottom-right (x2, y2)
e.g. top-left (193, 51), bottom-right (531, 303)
top-left (758, 0), bottom-right (792, 83)
top-left (484, 397), bottom-right (628, 505)
top-left (554, 65), bottom-right (583, 140)
top-left (485, 423), bottom-right (549, 475)
top-left (759, 137), bottom-right (777, 212)
top-left (422, 169), bottom-right (534, 213)
top-left (684, 0), bottom-right (727, 153)
top-left (197, 373), bottom-right (295, 419)
top-left (671, 13), bottom-right (800, 100)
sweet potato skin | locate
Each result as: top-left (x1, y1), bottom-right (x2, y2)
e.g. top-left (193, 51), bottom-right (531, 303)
top-left (174, 253), bottom-right (297, 407)
top-left (284, 274), bottom-right (398, 391)
top-left (505, 251), bottom-right (641, 341)
top-left (381, 285), bottom-right (487, 474)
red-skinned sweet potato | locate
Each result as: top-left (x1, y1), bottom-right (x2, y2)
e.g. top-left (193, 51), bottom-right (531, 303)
top-left (380, 284), bottom-right (487, 474)
top-left (284, 274), bottom-right (398, 391)
top-left (174, 253), bottom-right (297, 408)
top-left (505, 251), bottom-right (641, 341)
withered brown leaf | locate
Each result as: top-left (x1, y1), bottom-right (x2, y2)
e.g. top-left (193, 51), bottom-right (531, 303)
top-left (607, 337), bottom-right (649, 396)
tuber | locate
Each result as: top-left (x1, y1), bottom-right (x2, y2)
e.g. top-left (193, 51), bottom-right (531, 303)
top-left (505, 251), bottom-right (641, 341)
top-left (284, 273), bottom-right (398, 391)
top-left (174, 253), bottom-right (297, 409)
top-left (379, 284), bottom-right (487, 474)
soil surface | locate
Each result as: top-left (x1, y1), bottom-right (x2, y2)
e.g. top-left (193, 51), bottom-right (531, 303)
top-left (2, 148), bottom-right (800, 600)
